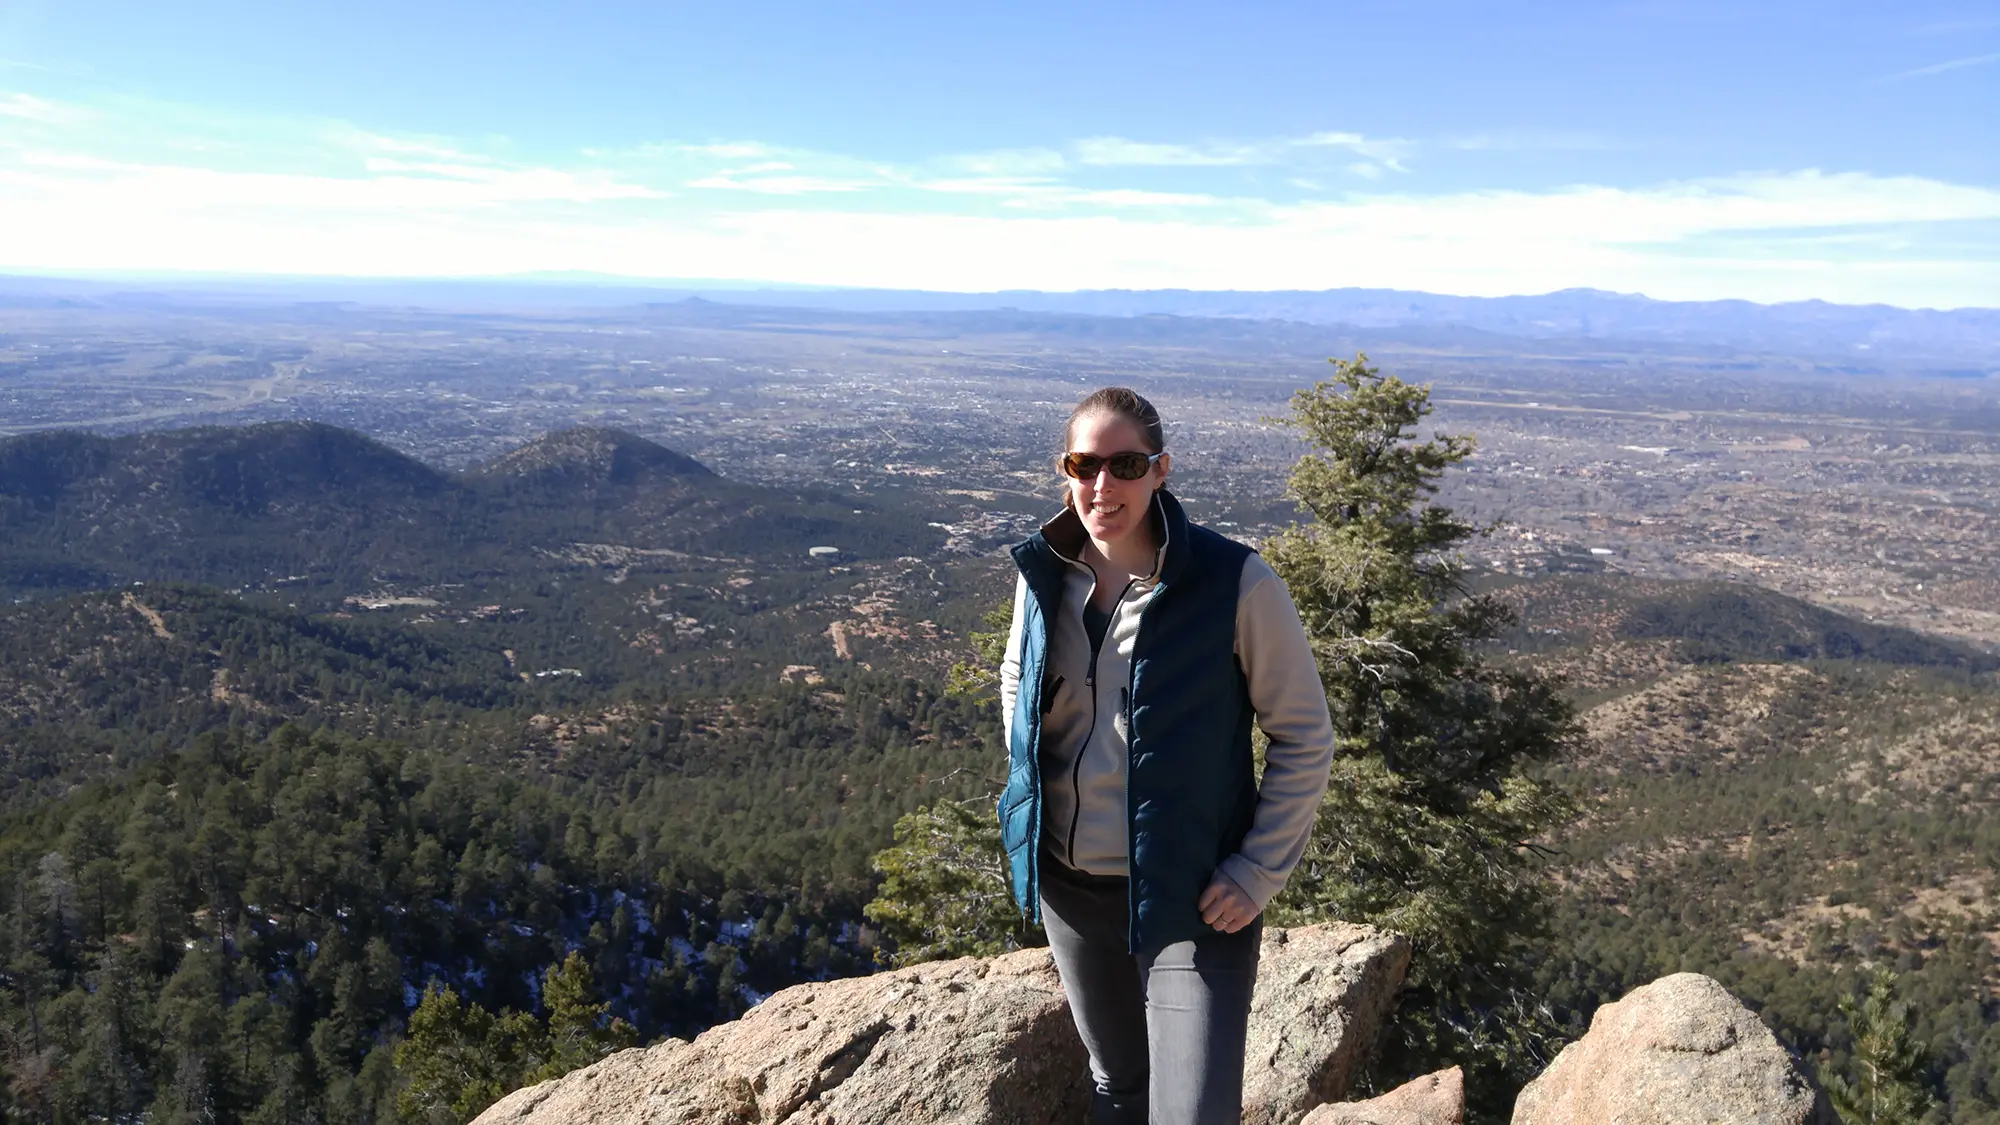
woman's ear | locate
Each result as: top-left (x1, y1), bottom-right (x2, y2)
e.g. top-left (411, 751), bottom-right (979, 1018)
top-left (1154, 452), bottom-right (1172, 489)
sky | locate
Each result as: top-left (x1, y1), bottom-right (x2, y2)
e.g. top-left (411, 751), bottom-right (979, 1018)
top-left (1, 0), bottom-right (1996, 307)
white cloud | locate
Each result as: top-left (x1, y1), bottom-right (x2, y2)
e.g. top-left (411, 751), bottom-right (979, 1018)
top-left (1074, 137), bottom-right (1259, 166)
top-left (1056, 188), bottom-right (1225, 208)
top-left (0, 101), bottom-right (1994, 307)
top-left (1296, 131), bottom-right (1412, 170)
top-left (331, 128), bottom-right (487, 163)
top-left (942, 147), bottom-right (1067, 177)
top-left (1446, 131), bottom-right (1623, 152)
top-left (1075, 130), bottom-right (1414, 172)
top-left (686, 172), bottom-right (871, 194)
top-left (677, 141), bottom-right (771, 158)
top-left (0, 92), bottom-right (94, 124)
top-left (3, 149), bottom-right (665, 208)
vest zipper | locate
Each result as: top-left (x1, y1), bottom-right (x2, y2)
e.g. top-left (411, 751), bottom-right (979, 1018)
top-left (1122, 582), bottom-right (1154, 954)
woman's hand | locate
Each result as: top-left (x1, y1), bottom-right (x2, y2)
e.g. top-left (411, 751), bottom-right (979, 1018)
top-left (1197, 873), bottom-right (1259, 934)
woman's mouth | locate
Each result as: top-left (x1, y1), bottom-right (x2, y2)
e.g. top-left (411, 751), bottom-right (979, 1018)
top-left (1091, 502), bottom-right (1125, 516)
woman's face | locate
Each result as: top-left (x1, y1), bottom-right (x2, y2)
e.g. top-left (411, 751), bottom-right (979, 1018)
top-left (1067, 411), bottom-right (1170, 547)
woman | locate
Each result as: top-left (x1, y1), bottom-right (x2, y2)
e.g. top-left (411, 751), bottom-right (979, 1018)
top-left (998, 387), bottom-right (1336, 1125)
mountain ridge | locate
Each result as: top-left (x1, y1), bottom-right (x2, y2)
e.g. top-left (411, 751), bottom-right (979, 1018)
top-left (0, 420), bottom-right (922, 600)
top-left (3, 274), bottom-right (1993, 363)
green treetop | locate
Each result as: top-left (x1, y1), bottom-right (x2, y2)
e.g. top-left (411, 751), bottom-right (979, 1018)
top-left (1822, 969), bottom-right (1938, 1125)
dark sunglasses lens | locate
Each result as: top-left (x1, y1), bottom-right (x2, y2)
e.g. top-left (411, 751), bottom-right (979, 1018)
top-left (1108, 453), bottom-right (1153, 480)
top-left (1064, 452), bottom-right (1154, 480)
top-left (1062, 453), bottom-right (1101, 479)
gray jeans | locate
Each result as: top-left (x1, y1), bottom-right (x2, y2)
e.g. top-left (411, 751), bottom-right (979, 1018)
top-left (1038, 854), bottom-right (1262, 1125)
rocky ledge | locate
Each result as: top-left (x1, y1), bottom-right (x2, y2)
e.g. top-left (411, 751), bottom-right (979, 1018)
top-left (470, 924), bottom-right (1834, 1125)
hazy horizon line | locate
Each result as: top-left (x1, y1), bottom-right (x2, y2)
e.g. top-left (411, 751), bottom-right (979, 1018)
top-left (5, 268), bottom-right (1996, 315)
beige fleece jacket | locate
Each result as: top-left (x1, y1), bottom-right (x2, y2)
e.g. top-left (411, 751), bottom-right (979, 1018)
top-left (998, 503), bottom-right (1335, 911)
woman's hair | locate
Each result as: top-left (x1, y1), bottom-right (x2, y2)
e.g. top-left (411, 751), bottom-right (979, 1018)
top-left (1064, 386), bottom-right (1165, 455)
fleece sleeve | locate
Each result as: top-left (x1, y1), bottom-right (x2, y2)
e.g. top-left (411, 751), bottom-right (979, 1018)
top-left (1216, 553), bottom-right (1336, 911)
top-left (997, 573), bottom-right (1030, 747)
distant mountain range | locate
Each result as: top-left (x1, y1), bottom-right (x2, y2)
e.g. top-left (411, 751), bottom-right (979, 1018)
top-left (4, 274), bottom-right (1995, 367)
top-left (650, 285), bottom-right (2000, 364)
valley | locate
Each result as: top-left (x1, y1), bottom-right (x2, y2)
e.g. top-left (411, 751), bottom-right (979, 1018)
top-left (0, 290), bottom-right (1995, 1121)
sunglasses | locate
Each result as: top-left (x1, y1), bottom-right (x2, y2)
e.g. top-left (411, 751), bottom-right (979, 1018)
top-left (1061, 450), bottom-right (1164, 481)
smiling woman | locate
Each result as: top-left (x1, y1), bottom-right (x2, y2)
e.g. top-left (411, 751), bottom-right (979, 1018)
top-left (996, 386), bottom-right (1337, 1125)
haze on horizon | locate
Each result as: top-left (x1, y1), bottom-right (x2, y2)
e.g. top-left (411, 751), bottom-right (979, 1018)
top-left (1, 0), bottom-right (1996, 309)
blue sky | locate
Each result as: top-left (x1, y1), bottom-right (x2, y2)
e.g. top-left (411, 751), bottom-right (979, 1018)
top-left (2, 0), bottom-right (1996, 306)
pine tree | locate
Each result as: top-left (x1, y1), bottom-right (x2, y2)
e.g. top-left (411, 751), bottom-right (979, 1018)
top-left (1258, 356), bottom-right (1582, 1105)
top-left (393, 983), bottom-right (519, 1125)
top-left (523, 952), bottom-right (638, 1085)
top-left (944, 604), bottom-right (1013, 699)
top-left (1822, 970), bottom-right (1936, 1125)
top-left (397, 956), bottom-right (638, 1125)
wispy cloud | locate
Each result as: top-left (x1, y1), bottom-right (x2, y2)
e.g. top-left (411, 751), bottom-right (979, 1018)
top-left (1910, 16), bottom-right (2000, 35)
top-left (941, 147), bottom-right (1066, 177)
top-left (1873, 51), bottom-right (2000, 83)
top-left (332, 127), bottom-right (490, 164)
top-left (1446, 131), bottom-right (1624, 152)
top-left (1073, 130), bottom-right (1411, 172)
top-left (0, 58), bottom-right (96, 78)
top-left (1294, 131), bottom-right (1412, 171)
top-left (687, 171), bottom-right (872, 194)
top-left (1074, 137), bottom-right (1259, 167)
top-left (0, 90), bottom-right (1994, 307)
top-left (677, 141), bottom-right (771, 159)
top-left (0, 92), bottom-right (95, 124)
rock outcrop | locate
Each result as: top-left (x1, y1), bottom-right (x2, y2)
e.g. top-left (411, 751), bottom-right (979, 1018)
top-left (1242, 924), bottom-right (1415, 1125)
top-left (1511, 972), bottom-right (1838, 1125)
top-left (474, 946), bottom-right (1088, 1125)
top-left (471, 936), bottom-right (1833, 1125)
top-left (472, 922), bottom-right (1411, 1125)
top-left (1301, 1066), bottom-right (1465, 1125)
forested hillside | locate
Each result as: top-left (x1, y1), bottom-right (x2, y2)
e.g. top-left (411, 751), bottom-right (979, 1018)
top-left (0, 422), bottom-right (933, 602)
top-left (0, 420), bottom-right (992, 1121)
top-left (1500, 577), bottom-right (2000, 1120)
top-left (0, 417), bottom-right (1994, 1122)
top-left (0, 667), bottom-right (996, 1122)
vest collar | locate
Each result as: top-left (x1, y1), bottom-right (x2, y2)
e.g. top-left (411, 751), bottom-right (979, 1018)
top-left (1035, 487), bottom-right (1192, 585)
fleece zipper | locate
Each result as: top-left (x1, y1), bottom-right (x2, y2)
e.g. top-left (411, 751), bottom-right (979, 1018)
top-left (1066, 576), bottom-right (1136, 864)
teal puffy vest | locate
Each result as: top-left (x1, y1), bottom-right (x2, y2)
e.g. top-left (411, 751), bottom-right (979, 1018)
top-left (998, 489), bottom-right (1257, 953)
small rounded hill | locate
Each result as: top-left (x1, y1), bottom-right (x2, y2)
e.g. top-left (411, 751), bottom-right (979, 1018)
top-left (470, 427), bottom-right (713, 493)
